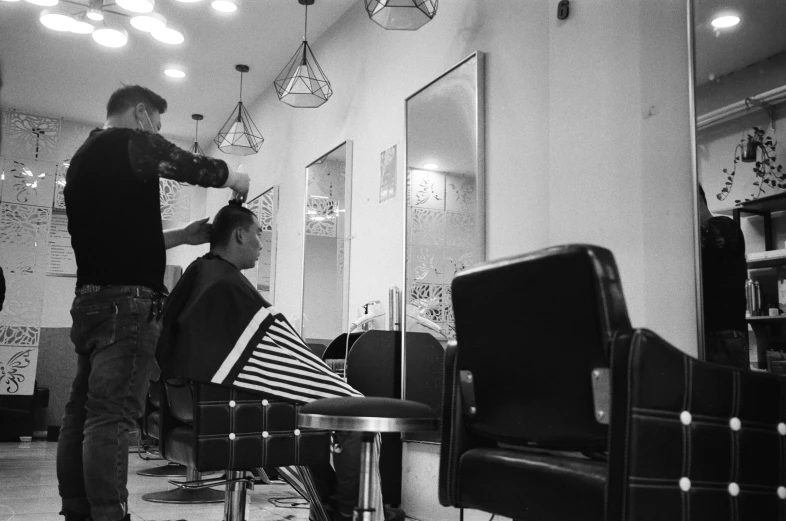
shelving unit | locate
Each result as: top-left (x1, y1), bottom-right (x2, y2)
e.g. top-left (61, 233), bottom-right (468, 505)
top-left (737, 192), bottom-right (786, 371)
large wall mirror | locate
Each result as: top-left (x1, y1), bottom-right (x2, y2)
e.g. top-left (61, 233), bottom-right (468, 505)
top-left (243, 186), bottom-right (279, 303)
top-left (301, 142), bottom-right (353, 348)
top-left (693, 0), bottom-right (786, 372)
top-left (403, 52), bottom-right (485, 440)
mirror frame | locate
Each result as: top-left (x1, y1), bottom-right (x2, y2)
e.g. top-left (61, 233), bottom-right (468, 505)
top-left (299, 140), bottom-right (354, 339)
top-left (402, 51), bottom-right (486, 403)
top-left (687, 0), bottom-right (705, 361)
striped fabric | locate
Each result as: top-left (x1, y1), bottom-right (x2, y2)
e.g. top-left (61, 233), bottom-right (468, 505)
top-left (210, 306), bottom-right (360, 402)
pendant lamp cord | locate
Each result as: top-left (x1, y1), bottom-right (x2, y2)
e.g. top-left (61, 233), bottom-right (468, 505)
top-left (195, 119), bottom-right (199, 142)
top-left (239, 70), bottom-right (244, 102)
top-left (304, 2), bottom-right (308, 40)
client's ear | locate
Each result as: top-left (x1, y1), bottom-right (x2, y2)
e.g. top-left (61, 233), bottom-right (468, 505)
top-left (234, 226), bottom-right (245, 244)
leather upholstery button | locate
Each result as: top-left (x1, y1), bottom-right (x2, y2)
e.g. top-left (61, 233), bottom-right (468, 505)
top-left (778, 423), bottom-right (786, 436)
top-left (680, 411), bottom-right (691, 425)
top-left (729, 417), bottom-right (741, 431)
top-left (262, 431), bottom-right (269, 438)
top-left (229, 433), bottom-right (236, 440)
top-left (262, 399), bottom-right (269, 406)
top-left (229, 400), bottom-right (236, 407)
top-left (679, 477), bottom-right (691, 492)
top-left (728, 483), bottom-right (739, 496)
top-left (778, 486), bottom-right (786, 499)
top-left (294, 429), bottom-right (301, 436)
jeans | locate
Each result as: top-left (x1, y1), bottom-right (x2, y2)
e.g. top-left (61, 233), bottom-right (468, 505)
top-left (57, 286), bottom-right (164, 521)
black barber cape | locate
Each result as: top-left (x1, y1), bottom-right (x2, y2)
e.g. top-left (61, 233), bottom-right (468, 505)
top-left (156, 253), bottom-right (359, 403)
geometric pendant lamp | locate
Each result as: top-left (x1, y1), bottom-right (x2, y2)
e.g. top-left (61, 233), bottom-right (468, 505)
top-left (364, 0), bottom-right (438, 31)
top-left (189, 114), bottom-right (204, 155)
top-left (214, 64), bottom-right (264, 155)
top-left (273, 0), bottom-right (332, 108)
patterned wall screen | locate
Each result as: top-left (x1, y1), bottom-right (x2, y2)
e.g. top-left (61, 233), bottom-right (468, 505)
top-left (0, 110), bottom-right (95, 394)
top-left (243, 187), bottom-right (278, 302)
top-left (406, 169), bottom-right (478, 339)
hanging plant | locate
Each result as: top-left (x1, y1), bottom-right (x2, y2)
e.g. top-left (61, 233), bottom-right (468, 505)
top-left (717, 127), bottom-right (784, 203)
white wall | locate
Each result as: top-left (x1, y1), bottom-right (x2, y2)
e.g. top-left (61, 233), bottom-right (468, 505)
top-left (196, 0), bottom-right (696, 519)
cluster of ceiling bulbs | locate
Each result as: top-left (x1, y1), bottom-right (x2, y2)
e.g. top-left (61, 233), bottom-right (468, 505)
top-left (1, 0), bottom-right (238, 48)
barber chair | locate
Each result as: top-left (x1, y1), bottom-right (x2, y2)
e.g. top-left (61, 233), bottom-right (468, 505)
top-left (137, 379), bottom-right (187, 478)
top-left (151, 378), bottom-right (333, 521)
top-left (439, 244), bottom-right (786, 520)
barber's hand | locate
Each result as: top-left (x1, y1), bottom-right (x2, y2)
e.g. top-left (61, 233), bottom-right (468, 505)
top-left (181, 217), bottom-right (212, 245)
top-left (230, 171), bottom-right (250, 203)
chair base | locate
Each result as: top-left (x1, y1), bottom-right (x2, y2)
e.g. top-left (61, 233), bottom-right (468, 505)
top-left (141, 487), bottom-right (225, 504)
top-left (137, 463), bottom-right (187, 477)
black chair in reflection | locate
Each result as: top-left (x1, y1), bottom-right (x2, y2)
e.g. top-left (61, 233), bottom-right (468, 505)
top-left (439, 244), bottom-right (786, 520)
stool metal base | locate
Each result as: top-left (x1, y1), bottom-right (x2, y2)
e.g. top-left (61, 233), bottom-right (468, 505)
top-left (137, 462), bottom-right (187, 477)
top-left (141, 487), bottom-right (225, 504)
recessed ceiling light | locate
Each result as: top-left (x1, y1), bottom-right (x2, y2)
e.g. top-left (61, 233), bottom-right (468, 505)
top-left (423, 163), bottom-right (439, 170)
top-left (151, 25), bottom-right (184, 44)
top-left (25, 0), bottom-right (59, 6)
top-left (92, 24), bottom-right (128, 47)
top-left (174, 0), bottom-right (201, 2)
top-left (130, 12), bottom-right (166, 32)
top-left (211, 0), bottom-right (237, 13)
top-left (164, 68), bottom-right (186, 79)
top-left (40, 8), bottom-right (76, 31)
top-left (116, 0), bottom-right (154, 14)
top-left (1, 0), bottom-right (23, 3)
top-left (711, 15), bottom-right (740, 29)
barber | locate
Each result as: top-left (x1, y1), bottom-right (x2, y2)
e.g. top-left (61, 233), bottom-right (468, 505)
top-left (57, 84), bottom-right (249, 521)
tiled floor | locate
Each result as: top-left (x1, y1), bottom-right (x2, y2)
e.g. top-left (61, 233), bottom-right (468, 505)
top-left (0, 440), bottom-right (313, 521)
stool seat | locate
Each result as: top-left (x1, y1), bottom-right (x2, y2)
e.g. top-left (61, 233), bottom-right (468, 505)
top-left (298, 397), bottom-right (438, 433)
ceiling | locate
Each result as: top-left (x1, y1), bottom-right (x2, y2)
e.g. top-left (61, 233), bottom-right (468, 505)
top-left (693, 0), bottom-right (786, 85)
top-left (0, 0), bottom-right (358, 145)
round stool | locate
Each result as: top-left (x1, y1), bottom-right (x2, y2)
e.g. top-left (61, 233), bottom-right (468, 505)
top-left (298, 397), bottom-right (438, 521)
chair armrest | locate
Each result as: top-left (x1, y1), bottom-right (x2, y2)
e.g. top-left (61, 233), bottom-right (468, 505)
top-left (439, 340), bottom-right (489, 507)
top-left (607, 329), bottom-right (786, 521)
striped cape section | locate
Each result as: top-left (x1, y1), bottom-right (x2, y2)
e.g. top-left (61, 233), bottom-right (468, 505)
top-left (210, 305), bottom-right (360, 403)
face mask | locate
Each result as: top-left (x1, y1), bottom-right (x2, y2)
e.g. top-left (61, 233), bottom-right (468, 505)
top-left (137, 107), bottom-right (157, 133)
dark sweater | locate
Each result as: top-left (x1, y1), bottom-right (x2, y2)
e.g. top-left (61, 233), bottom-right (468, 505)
top-left (64, 127), bottom-right (228, 292)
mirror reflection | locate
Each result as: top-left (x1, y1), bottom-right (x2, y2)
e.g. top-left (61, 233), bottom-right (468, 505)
top-left (243, 186), bottom-right (278, 303)
top-left (301, 142), bottom-right (352, 348)
top-left (405, 52), bottom-right (485, 344)
top-left (694, 0), bottom-right (786, 373)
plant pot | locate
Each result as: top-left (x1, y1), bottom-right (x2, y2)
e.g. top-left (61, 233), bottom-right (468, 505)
top-left (742, 141), bottom-right (759, 163)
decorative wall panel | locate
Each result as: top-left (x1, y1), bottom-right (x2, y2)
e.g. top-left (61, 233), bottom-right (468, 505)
top-left (54, 165), bottom-right (67, 210)
top-left (1, 157), bottom-right (57, 207)
top-left (305, 197), bottom-right (338, 237)
top-left (408, 169), bottom-right (445, 210)
top-left (5, 112), bottom-right (61, 161)
top-left (159, 179), bottom-right (191, 223)
top-left (445, 174), bottom-right (476, 213)
top-left (411, 208), bottom-right (445, 246)
top-left (0, 347), bottom-right (38, 395)
top-left (259, 189), bottom-right (274, 231)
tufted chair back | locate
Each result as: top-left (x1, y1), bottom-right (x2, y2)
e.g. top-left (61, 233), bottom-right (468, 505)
top-left (160, 379), bottom-right (330, 473)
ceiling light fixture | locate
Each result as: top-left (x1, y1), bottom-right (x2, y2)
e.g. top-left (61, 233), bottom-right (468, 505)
top-left (130, 11), bottom-right (165, 32)
top-left (39, 7), bottom-right (76, 30)
top-left (164, 67), bottom-right (186, 78)
top-left (711, 14), bottom-right (740, 29)
top-left (211, 0), bottom-right (236, 13)
top-left (214, 64), bottom-right (264, 155)
top-left (273, 0), bottom-right (332, 108)
top-left (86, 0), bottom-right (103, 20)
top-left (175, 0), bottom-right (202, 2)
top-left (70, 11), bottom-right (95, 33)
top-left (115, 0), bottom-right (153, 14)
top-left (151, 24), bottom-right (184, 44)
top-left (25, 0), bottom-right (59, 7)
top-left (364, 0), bottom-right (437, 31)
top-left (190, 114), bottom-right (204, 155)
top-left (92, 23), bottom-right (128, 47)
top-left (423, 163), bottom-right (439, 170)
top-left (1, 0), bottom-right (23, 3)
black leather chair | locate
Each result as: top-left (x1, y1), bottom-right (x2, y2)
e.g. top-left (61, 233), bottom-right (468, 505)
top-left (136, 379), bottom-right (188, 478)
top-left (439, 244), bottom-right (786, 520)
top-left (153, 378), bottom-right (333, 521)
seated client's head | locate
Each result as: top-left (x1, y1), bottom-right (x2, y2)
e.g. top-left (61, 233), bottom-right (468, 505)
top-left (209, 204), bottom-right (262, 270)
